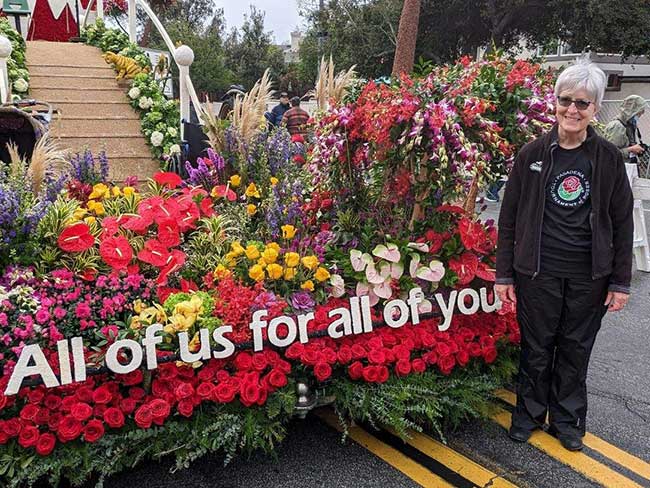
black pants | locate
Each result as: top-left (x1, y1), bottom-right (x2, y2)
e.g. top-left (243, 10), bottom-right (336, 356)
top-left (512, 272), bottom-right (609, 438)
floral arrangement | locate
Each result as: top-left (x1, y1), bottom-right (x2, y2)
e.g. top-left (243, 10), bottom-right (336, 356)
top-left (83, 20), bottom-right (181, 162)
top-left (0, 51), bottom-right (551, 485)
top-left (0, 18), bottom-right (30, 98)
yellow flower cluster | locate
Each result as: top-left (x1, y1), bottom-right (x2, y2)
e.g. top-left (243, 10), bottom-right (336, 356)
top-left (165, 295), bottom-right (204, 335)
top-left (130, 301), bottom-right (167, 331)
top-left (80, 183), bottom-right (137, 218)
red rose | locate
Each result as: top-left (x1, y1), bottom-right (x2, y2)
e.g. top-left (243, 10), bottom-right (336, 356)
top-left (336, 346), bottom-right (353, 364)
top-left (348, 361), bottom-right (364, 380)
top-left (18, 424), bottom-right (39, 448)
top-left (119, 397), bottom-right (137, 415)
top-left (83, 419), bottom-right (105, 443)
top-left (103, 407), bottom-right (125, 429)
top-left (47, 412), bottom-right (62, 431)
top-left (456, 349), bottom-right (470, 367)
top-left (301, 349), bottom-right (318, 365)
top-left (395, 360), bottom-right (412, 376)
top-left (284, 342), bottom-right (305, 360)
top-left (3, 418), bottom-right (20, 437)
top-left (197, 367), bottom-right (215, 382)
top-left (233, 352), bottom-right (253, 371)
top-left (196, 382), bottom-right (214, 399)
top-left (92, 386), bottom-right (113, 405)
top-left (174, 382), bottom-right (195, 401)
top-left (468, 342), bottom-right (482, 357)
top-left (177, 398), bottom-right (194, 417)
top-left (58, 223), bottom-right (94, 253)
top-left (57, 416), bottom-right (82, 442)
top-left (70, 402), bottom-right (93, 422)
top-left (34, 408), bottom-right (50, 426)
top-left (367, 348), bottom-right (386, 365)
top-left (120, 369), bottom-right (144, 386)
top-left (483, 346), bottom-right (498, 364)
top-left (251, 353), bottom-right (268, 371)
top-left (36, 432), bottom-right (56, 456)
top-left (239, 382), bottom-right (261, 407)
top-left (213, 382), bottom-right (237, 403)
top-left (74, 386), bottom-right (93, 404)
top-left (377, 366), bottom-right (389, 383)
top-left (362, 366), bottom-right (379, 383)
top-left (20, 403), bottom-right (39, 421)
top-left (412, 358), bottom-right (426, 373)
top-left (392, 345), bottom-right (411, 362)
top-left (27, 389), bottom-right (45, 404)
top-left (313, 362), bottom-right (332, 382)
top-left (150, 399), bottom-right (171, 424)
top-left (134, 405), bottom-right (153, 428)
top-left (351, 344), bottom-right (366, 359)
top-left (423, 351), bottom-right (438, 365)
top-left (44, 395), bottom-right (62, 411)
top-left (267, 369), bottom-right (288, 389)
top-left (437, 355), bottom-right (456, 375)
top-left (129, 387), bottom-right (146, 401)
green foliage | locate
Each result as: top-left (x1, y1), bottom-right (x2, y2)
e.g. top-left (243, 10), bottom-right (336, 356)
top-left (184, 215), bottom-right (240, 281)
top-left (163, 290), bottom-right (215, 316)
top-left (0, 17), bottom-right (30, 97)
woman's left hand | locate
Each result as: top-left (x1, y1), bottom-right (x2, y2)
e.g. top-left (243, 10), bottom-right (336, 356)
top-left (604, 291), bottom-right (629, 312)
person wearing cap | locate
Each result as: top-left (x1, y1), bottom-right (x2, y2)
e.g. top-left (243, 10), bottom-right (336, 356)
top-left (604, 94), bottom-right (648, 164)
top-left (270, 92), bottom-right (291, 127)
top-left (282, 96), bottom-right (310, 136)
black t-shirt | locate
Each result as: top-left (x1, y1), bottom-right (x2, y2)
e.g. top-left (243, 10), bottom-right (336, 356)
top-left (539, 145), bottom-right (593, 277)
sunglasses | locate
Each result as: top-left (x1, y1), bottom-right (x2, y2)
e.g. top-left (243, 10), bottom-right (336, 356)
top-left (557, 96), bottom-right (593, 111)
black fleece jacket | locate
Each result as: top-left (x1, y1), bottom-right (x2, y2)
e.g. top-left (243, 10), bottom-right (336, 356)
top-left (496, 124), bottom-right (634, 294)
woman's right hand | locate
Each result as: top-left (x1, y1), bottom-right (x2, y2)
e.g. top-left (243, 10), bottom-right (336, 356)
top-left (628, 144), bottom-right (645, 155)
top-left (495, 284), bottom-right (517, 305)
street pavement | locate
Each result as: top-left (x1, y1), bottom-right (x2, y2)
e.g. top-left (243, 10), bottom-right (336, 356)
top-left (72, 196), bottom-right (650, 488)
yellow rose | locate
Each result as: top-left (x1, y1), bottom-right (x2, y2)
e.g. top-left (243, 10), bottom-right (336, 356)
top-left (249, 264), bottom-right (265, 282)
top-left (257, 258), bottom-right (267, 268)
top-left (301, 255), bottom-right (320, 270)
top-left (230, 241), bottom-right (245, 256)
top-left (229, 174), bottom-right (241, 187)
top-left (88, 183), bottom-right (109, 200)
top-left (261, 247), bottom-right (279, 264)
top-left (314, 267), bottom-right (331, 282)
top-left (245, 182), bottom-right (260, 198)
top-left (84, 216), bottom-right (96, 225)
top-left (266, 242), bottom-right (281, 253)
top-left (284, 267), bottom-right (296, 280)
top-left (281, 224), bottom-right (296, 239)
top-left (111, 186), bottom-right (122, 197)
top-left (301, 280), bottom-right (315, 291)
top-left (284, 252), bottom-right (300, 268)
top-left (247, 204), bottom-right (257, 216)
top-left (245, 244), bottom-right (261, 260)
top-left (266, 263), bottom-right (283, 280)
top-left (123, 186), bottom-right (135, 197)
top-left (270, 177), bottom-right (279, 186)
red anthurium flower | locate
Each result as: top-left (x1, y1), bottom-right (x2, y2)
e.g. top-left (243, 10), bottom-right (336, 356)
top-left (153, 171), bottom-right (183, 189)
top-left (122, 213), bottom-right (153, 234)
top-left (138, 196), bottom-right (181, 224)
top-left (80, 268), bottom-right (97, 281)
top-left (200, 197), bottom-right (214, 217)
top-left (101, 217), bottom-right (120, 238)
top-left (99, 236), bottom-right (133, 270)
top-left (212, 185), bottom-right (237, 202)
top-left (58, 223), bottom-right (95, 253)
top-left (475, 261), bottom-right (496, 282)
top-left (177, 204), bottom-right (200, 232)
top-left (156, 250), bottom-right (186, 285)
top-left (449, 252), bottom-right (479, 286)
top-left (436, 204), bottom-right (465, 214)
top-left (474, 226), bottom-right (497, 255)
top-left (138, 239), bottom-right (171, 267)
top-left (157, 219), bottom-right (181, 247)
top-left (291, 134), bottom-right (304, 144)
top-left (180, 278), bottom-right (198, 292)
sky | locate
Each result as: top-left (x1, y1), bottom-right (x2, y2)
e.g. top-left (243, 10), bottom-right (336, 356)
top-left (213, 0), bottom-right (304, 44)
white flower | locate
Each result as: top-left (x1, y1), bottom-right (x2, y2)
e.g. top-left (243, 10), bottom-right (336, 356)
top-left (13, 78), bottom-right (28, 93)
top-left (168, 144), bottom-right (181, 154)
top-left (138, 96), bottom-right (153, 110)
top-left (150, 131), bottom-right (164, 147)
top-left (128, 87), bottom-right (141, 99)
top-left (167, 127), bottom-right (178, 137)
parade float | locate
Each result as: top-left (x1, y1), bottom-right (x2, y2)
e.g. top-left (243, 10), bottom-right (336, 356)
top-left (0, 16), bottom-right (557, 486)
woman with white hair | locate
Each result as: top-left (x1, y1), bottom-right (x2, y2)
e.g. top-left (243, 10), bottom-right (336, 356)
top-left (495, 59), bottom-right (634, 451)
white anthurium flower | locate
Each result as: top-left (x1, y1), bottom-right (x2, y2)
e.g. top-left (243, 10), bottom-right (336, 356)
top-left (168, 144), bottom-right (181, 154)
top-left (350, 249), bottom-right (373, 272)
top-left (150, 131), bottom-right (164, 147)
top-left (415, 260), bottom-right (445, 282)
top-left (330, 274), bottom-right (345, 298)
top-left (407, 242), bottom-right (429, 253)
top-left (379, 261), bottom-right (403, 280)
top-left (356, 282), bottom-right (379, 306)
top-left (365, 262), bottom-right (386, 285)
top-left (373, 280), bottom-right (392, 299)
top-left (128, 87), bottom-right (141, 99)
top-left (409, 253), bottom-right (421, 278)
top-left (372, 243), bottom-right (401, 263)
top-left (418, 298), bottom-right (433, 314)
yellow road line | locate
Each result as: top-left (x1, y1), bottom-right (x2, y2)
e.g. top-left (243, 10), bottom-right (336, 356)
top-left (495, 389), bottom-right (650, 481)
top-left (492, 406), bottom-right (644, 488)
top-left (315, 409), bottom-right (454, 488)
top-left (383, 426), bottom-right (519, 488)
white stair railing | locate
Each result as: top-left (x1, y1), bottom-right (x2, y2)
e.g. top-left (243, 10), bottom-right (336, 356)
top-left (0, 36), bottom-right (12, 104)
top-left (626, 163), bottom-right (650, 272)
top-left (80, 0), bottom-right (103, 28)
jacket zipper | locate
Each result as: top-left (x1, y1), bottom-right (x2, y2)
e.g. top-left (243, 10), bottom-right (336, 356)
top-left (533, 143), bottom-right (557, 279)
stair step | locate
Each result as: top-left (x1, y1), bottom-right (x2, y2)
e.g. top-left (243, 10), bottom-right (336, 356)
top-left (50, 120), bottom-right (142, 136)
top-left (108, 158), bottom-right (161, 182)
top-left (30, 88), bottom-right (127, 103)
top-left (29, 66), bottom-right (114, 77)
top-left (49, 101), bottom-right (136, 118)
top-left (31, 75), bottom-right (118, 89)
top-left (51, 136), bottom-right (152, 158)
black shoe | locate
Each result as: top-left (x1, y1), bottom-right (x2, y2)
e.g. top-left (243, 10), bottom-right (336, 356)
top-left (508, 425), bottom-right (532, 443)
top-left (558, 436), bottom-right (583, 451)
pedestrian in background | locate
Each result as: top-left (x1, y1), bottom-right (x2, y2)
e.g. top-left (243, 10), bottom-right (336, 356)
top-left (496, 59), bottom-right (634, 452)
top-left (604, 94), bottom-right (648, 164)
top-left (282, 96), bottom-right (310, 137)
top-left (270, 92), bottom-right (291, 127)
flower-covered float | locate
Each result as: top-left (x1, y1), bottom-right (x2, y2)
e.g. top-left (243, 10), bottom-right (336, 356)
top-left (0, 49), bottom-right (555, 486)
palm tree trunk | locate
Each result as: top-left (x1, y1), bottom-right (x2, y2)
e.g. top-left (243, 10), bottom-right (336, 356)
top-left (391, 0), bottom-right (422, 77)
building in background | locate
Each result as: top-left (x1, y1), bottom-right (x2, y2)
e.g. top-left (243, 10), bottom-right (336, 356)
top-left (277, 30), bottom-right (303, 64)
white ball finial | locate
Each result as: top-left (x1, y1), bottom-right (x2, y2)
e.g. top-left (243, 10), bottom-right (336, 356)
top-left (174, 45), bottom-right (194, 66)
top-left (0, 36), bottom-right (13, 59)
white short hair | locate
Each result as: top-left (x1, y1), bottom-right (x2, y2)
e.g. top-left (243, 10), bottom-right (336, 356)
top-left (554, 57), bottom-right (607, 108)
